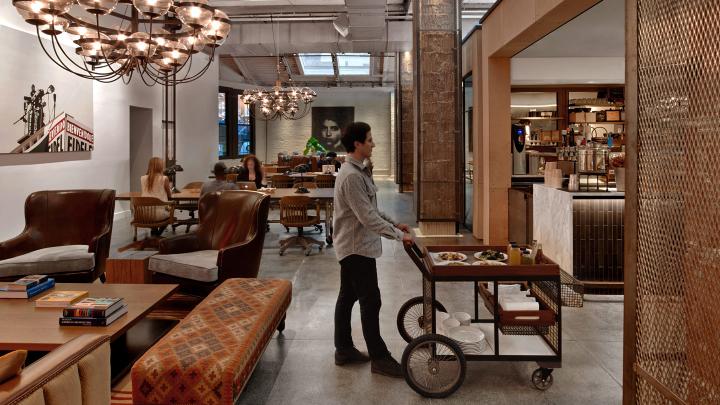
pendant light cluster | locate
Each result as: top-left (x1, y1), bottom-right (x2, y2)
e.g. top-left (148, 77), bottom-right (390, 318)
top-left (12, 0), bottom-right (231, 85)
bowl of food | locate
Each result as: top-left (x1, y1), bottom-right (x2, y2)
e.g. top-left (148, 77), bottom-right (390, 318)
top-left (472, 261), bottom-right (507, 266)
top-left (473, 250), bottom-right (508, 262)
top-left (435, 252), bottom-right (468, 262)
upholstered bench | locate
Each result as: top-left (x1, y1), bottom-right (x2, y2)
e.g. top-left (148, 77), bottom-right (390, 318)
top-left (131, 278), bottom-right (292, 405)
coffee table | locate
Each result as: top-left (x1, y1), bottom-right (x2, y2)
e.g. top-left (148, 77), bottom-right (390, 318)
top-left (0, 283), bottom-right (178, 383)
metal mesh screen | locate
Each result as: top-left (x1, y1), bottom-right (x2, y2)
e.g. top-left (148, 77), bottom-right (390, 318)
top-left (636, 0), bottom-right (720, 403)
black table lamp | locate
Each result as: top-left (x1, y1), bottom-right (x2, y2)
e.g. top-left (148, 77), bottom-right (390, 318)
top-left (164, 164), bottom-right (184, 193)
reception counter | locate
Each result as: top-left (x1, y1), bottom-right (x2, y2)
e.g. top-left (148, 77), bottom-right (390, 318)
top-left (532, 184), bottom-right (624, 292)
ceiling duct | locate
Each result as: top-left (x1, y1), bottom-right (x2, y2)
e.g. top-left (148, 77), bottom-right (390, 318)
top-left (333, 13), bottom-right (350, 37)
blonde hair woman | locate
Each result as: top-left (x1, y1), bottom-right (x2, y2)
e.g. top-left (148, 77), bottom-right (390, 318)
top-left (140, 157), bottom-right (172, 235)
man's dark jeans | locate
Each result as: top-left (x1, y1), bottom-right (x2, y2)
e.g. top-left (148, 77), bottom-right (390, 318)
top-left (334, 255), bottom-right (390, 359)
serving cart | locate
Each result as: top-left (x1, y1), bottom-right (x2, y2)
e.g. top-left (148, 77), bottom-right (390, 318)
top-left (397, 243), bottom-right (562, 398)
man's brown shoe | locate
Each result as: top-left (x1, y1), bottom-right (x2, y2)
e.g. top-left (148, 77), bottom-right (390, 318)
top-left (370, 356), bottom-right (403, 378)
top-left (335, 347), bottom-right (371, 365)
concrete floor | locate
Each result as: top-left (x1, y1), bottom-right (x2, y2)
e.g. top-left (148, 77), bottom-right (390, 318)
top-left (111, 178), bottom-right (623, 404)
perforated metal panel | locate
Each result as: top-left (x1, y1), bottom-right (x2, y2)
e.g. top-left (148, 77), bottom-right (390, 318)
top-left (636, 1), bottom-right (720, 403)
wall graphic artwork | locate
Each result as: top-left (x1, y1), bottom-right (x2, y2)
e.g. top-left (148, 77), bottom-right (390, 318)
top-left (9, 85), bottom-right (94, 153)
top-left (311, 107), bottom-right (355, 153)
top-left (0, 26), bottom-right (94, 155)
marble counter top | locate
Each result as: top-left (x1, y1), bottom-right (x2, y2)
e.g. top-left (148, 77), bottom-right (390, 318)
top-left (534, 184), bottom-right (625, 199)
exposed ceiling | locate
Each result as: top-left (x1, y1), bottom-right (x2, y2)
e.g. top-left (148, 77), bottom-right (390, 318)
top-left (212, 0), bottom-right (497, 87)
top-left (514, 0), bottom-right (624, 58)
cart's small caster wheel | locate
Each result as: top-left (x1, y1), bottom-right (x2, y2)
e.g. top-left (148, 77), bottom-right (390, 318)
top-left (326, 236), bottom-right (333, 246)
top-left (305, 249), bottom-right (311, 256)
top-left (279, 251), bottom-right (285, 256)
top-left (397, 297), bottom-right (448, 343)
top-left (531, 368), bottom-right (554, 391)
top-left (402, 334), bottom-right (466, 398)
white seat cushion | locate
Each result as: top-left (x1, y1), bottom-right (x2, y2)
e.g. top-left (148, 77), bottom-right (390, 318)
top-left (0, 245), bottom-right (94, 278)
top-left (148, 250), bottom-right (219, 282)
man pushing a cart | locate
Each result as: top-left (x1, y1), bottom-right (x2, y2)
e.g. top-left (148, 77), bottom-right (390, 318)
top-left (333, 121), bottom-right (414, 378)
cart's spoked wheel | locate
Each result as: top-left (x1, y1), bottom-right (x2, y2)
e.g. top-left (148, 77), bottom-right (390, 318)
top-left (531, 368), bottom-right (554, 390)
top-left (397, 297), bottom-right (448, 343)
top-left (401, 334), bottom-right (466, 398)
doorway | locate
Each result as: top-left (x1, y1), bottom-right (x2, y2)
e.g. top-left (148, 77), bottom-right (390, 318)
top-left (129, 106), bottom-right (153, 192)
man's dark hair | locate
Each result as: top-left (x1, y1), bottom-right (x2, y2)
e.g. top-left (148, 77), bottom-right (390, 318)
top-left (341, 122), bottom-right (371, 153)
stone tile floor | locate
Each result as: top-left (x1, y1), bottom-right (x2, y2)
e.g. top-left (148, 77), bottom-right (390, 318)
top-left (111, 178), bottom-right (623, 404)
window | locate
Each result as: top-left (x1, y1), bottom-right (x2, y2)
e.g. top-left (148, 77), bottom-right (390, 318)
top-left (337, 53), bottom-right (370, 75)
top-left (218, 87), bottom-right (255, 159)
top-left (237, 99), bottom-right (251, 156)
top-left (298, 53), bottom-right (334, 75)
top-left (218, 93), bottom-right (227, 157)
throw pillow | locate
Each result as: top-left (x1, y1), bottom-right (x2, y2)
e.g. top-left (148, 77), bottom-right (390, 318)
top-left (0, 350), bottom-right (27, 384)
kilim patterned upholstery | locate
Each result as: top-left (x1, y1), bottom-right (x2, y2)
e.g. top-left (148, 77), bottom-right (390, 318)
top-left (131, 278), bottom-right (292, 405)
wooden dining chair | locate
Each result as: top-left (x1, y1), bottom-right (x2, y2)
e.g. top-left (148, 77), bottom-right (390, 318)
top-left (130, 197), bottom-right (176, 249)
top-left (183, 181), bottom-right (204, 190)
top-left (314, 174), bottom-right (335, 188)
top-left (294, 181), bottom-right (318, 189)
top-left (172, 182), bottom-right (203, 233)
top-left (236, 181), bottom-right (257, 190)
top-left (271, 175), bottom-right (295, 189)
top-left (279, 196), bottom-right (325, 256)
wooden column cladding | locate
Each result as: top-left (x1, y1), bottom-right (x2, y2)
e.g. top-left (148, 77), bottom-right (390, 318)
top-left (398, 51), bottom-right (414, 192)
top-left (413, 0), bottom-right (462, 235)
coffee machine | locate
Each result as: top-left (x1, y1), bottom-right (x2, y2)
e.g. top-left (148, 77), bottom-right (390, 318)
top-left (512, 123), bottom-right (528, 174)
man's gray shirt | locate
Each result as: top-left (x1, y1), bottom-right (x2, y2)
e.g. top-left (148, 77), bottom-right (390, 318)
top-left (333, 156), bottom-right (403, 261)
top-left (200, 179), bottom-right (238, 196)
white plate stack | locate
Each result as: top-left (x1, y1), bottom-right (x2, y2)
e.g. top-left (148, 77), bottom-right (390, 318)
top-left (448, 326), bottom-right (487, 354)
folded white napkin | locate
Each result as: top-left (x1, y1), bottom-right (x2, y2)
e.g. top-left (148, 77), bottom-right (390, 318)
top-left (487, 283), bottom-right (522, 296)
top-left (500, 300), bottom-right (540, 311)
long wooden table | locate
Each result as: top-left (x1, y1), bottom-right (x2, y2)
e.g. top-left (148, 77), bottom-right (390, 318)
top-left (116, 188), bottom-right (336, 244)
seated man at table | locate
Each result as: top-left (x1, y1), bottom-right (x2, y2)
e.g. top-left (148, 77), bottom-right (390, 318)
top-left (201, 162), bottom-right (239, 196)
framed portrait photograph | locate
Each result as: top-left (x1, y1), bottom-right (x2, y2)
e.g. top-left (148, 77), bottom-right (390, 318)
top-left (311, 107), bottom-right (354, 153)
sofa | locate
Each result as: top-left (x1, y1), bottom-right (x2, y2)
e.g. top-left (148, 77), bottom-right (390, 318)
top-left (0, 335), bottom-right (111, 405)
top-left (132, 278), bottom-right (292, 405)
top-left (0, 190), bottom-right (116, 283)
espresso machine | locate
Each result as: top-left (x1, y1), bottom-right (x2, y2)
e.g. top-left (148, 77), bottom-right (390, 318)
top-left (512, 123), bottom-right (528, 174)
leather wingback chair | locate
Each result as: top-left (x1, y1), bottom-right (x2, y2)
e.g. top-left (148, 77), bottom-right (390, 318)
top-left (0, 190), bottom-right (116, 283)
top-left (149, 190), bottom-right (270, 296)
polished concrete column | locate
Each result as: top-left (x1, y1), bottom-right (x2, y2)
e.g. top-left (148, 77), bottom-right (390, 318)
top-left (398, 51), bottom-right (414, 192)
top-left (413, 0), bottom-right (461, 235)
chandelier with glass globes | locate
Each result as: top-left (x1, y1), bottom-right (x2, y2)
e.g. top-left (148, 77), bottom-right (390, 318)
top-left (12, 0), bottom-right (231, 86)
top-left (241, 60), bottom-right (317, 121)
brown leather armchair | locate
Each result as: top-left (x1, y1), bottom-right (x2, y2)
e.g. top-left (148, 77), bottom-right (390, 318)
top-left (0, 190), bottom-right (116, 283)
top-left (149, 190), bottom-right (270, 296)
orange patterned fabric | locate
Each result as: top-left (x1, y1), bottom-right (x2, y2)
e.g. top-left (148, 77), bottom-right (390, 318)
top-left (131, 278), bottom-right (292, 405)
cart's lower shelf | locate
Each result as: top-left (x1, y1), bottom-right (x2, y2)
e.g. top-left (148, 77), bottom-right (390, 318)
top-left (437, 323), bottom-right (556, 356)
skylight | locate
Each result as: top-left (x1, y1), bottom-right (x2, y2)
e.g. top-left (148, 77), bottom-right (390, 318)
top-left (337, 53), bottom-right (370, 75)
top-left (298, 53), bottom-right (334, 75)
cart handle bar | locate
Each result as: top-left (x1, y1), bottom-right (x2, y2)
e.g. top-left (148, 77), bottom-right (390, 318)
top-left (404, 242), bottom-right (428, 272)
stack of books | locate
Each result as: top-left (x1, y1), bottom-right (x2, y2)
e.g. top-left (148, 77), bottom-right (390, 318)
top-left (35, 291), bottom-right (89, 308)
top-left (0, 275), bottom-right (55, 299)
top-left (60, 297), bottom-right (128, 326)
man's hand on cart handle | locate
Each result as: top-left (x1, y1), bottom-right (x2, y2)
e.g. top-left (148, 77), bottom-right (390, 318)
top-left (402, 232), bottom-right (414, 246)
top-left (396, 223), bottom-right (411, 233)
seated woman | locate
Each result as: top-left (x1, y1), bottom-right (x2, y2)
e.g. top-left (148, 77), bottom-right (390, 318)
top-left (140, 157), bottom-right (173, 236)
top-left (238, 154), bottom-right (266, 189)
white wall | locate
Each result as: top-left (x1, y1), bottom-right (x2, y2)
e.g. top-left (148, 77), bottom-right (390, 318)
top-left (0, 7), bottom-right (218, 240)
top-left (253, 87), bottom-right (395, 175)
top-left (511, 57), bottom-right (625, 85)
